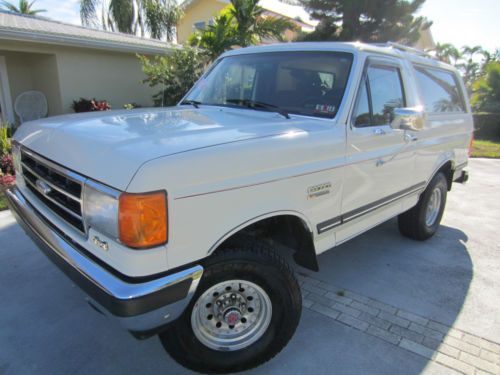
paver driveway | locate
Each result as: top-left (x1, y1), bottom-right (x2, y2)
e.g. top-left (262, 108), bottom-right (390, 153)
top-left (0, 159), bottom-right (499, 375)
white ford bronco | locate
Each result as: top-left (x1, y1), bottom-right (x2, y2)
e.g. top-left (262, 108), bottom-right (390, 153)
top-left (7, 42), bottom-right (472, 373)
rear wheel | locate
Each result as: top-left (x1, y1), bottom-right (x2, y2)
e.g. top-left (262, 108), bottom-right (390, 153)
top-left (398, 172), bottom-right (448, 241)
top-left (159, 238), bottom-right (301, 373)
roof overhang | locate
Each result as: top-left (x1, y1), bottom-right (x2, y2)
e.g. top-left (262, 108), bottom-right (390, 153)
top-left (0, 28), bottom-right (177, 55)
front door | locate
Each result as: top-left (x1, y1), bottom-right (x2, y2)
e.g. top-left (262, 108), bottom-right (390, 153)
top-left (338, 57), bottom-right (418, 241)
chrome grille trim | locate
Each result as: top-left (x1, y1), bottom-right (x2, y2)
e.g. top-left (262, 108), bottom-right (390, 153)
top-left (20, 148), bottom-right (86, 234)
top-left (23, 177), bottom-right (83, 220)
top-left (21, 162), bottom-right (82, 203)
top-left (21, 148), bottom-right (86, 185)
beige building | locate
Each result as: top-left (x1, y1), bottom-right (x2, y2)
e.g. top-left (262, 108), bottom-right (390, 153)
top-left (0, 11), bottom-right (175, 125)
top-left (177, 0), bottom-right (316, 45)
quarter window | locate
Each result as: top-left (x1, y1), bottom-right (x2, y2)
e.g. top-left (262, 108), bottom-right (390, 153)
top-left (414, 66), bottom-right (466, 113)
top-left (354, 64), bottom-right (406, 127)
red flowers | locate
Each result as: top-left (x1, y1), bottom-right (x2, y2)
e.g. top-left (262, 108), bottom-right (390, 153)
top-left (71, 98), bottom-right (111, 113)
top-left (0, 153), bottom-right (15, 188)
top-left (0, 174), bottom-right (15, 187)
top-left (1, 154), bottom-right (14, 175)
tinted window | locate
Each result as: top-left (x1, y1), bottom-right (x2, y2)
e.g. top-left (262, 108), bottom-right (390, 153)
top-left (186, 52), bottom-right (354, 119)
top-left (368, 66), bottom-right (405, 126)
top-left (353, 65), bottom-right (405, 127)
top-left (414, 66), bottom-right (466, 113)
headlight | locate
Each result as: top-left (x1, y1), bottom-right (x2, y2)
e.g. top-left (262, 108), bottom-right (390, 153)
top-left (83, 181), bottom-right (168, 249)
top-left (83, 180), bottom-right (120, 240)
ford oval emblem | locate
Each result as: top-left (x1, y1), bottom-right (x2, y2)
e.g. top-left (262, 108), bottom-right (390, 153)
top-left (36, 179), bottom-right (52, 195)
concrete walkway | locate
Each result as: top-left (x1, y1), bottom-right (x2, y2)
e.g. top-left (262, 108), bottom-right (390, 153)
top-left (0, 159), bottom-right (499, 375)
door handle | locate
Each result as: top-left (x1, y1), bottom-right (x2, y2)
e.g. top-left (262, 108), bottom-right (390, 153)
top-left (404, 133), bottom-right (418, 143)
top-left (373, 128), bottom-right (386, 136)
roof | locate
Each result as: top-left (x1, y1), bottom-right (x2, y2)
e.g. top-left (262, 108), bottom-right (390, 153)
top-left (180, 0), bottom-right (316, 27)
top-left (0, 11), bottom-right (176, 55)
top-left (221, 41), bottom-right (456, 71)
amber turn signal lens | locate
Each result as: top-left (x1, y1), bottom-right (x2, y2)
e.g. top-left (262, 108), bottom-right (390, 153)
top-left (119, 191), bottom-right (167, 248)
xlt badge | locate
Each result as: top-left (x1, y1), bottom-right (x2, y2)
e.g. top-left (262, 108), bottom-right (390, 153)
top-left (308, 182), bottom-right (332, 199)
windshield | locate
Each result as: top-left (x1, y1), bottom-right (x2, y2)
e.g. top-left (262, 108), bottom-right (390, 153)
top-left (184, 51), bottom-right (354, 119)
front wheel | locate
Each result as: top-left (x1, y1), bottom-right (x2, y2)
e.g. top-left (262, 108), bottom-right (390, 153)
top-left (398, 172), bottom-right (448, 241)
top-left (159, 239), bottom-right (302, 373)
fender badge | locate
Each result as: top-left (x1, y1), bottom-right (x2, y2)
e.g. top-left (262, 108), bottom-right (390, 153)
top-left (308, 182), bottom-right (332, 199)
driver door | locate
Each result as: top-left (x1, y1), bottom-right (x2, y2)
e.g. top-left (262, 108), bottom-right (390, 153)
top-left (337, 57), bottom-right (418, 242)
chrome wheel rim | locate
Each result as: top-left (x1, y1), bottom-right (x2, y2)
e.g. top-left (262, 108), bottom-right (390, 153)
top-left (191, 279), bottom-right (272, 351)
top-left (425, 187), bottom-right (442, 226)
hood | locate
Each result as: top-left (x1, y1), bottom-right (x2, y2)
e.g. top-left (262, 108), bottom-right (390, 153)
top-left (14, 106), bottom-right (318, 190)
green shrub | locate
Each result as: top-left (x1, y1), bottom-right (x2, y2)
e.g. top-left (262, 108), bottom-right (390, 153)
top-left (0, 123), bottom-right (12, 156)
top-left (473, 113), bottom-right (500, 141)
top-left (138, 47), bottom-right (209, 107)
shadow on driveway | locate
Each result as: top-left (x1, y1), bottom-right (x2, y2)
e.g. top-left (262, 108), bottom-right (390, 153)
top-left (0, 207), bottom-right (473, 374)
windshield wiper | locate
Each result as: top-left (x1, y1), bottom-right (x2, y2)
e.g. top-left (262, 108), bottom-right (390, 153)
top-left (225, 99), bottom-right (290, 119)
top-left (180, 99), bottom-right (202, 108)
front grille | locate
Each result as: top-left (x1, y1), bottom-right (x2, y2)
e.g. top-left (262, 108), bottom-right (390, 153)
top-left (20, 149), bottom-right (86, 233)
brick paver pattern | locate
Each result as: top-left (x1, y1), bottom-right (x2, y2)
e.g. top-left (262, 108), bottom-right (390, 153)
top-left (298, 273), bottom-right (500, 375)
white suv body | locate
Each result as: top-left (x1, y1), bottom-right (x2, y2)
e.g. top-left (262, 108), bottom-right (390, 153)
top-left (7, 42), bottom-right (472, 372)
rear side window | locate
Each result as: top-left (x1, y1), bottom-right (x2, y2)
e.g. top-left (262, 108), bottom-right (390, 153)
top-left (354, 65), bottom-right (406, 127)
top-left (414, 66), bottom-right (466, 113)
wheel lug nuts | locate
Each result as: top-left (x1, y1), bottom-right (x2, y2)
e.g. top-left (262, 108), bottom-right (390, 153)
top-left (231, 294), bottom-right (236, 299)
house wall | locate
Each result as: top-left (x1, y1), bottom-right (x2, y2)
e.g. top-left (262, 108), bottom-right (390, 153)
top-left (55, 47), bottom-right (157, 112)
top-left (177, 0), bottom-right (227, 44)
top-left (0, 40), bottom-right (158, 123)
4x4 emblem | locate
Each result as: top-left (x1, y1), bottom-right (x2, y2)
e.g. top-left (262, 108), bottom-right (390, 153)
top-left (36, 179), bottom-right (52, 195)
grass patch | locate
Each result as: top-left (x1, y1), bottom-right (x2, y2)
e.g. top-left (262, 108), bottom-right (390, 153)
top-left (0, 190), bottom-right (7, 211)
top-left (471, 139), bottom-right (500, 158)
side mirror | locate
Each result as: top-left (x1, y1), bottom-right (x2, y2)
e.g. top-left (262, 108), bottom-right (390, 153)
top-left (390, 107), bottom-right (425, 131)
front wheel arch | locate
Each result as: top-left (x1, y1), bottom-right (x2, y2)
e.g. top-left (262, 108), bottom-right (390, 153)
top-left (209, 212), bottom-right (319, 272)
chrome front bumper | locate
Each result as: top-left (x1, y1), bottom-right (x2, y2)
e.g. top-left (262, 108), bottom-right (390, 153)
top-left (6, 186), bottom-right (203, 337)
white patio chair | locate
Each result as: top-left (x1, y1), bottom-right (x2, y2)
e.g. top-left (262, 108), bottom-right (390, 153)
top-left (14, 90), bottom-right (48, 123)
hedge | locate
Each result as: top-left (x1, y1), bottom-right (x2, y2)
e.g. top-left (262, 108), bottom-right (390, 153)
top-left (473, 113), bottom-right (500, 141)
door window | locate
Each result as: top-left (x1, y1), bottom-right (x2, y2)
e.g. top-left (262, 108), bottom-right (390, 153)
top-left (353, 64), bottom-right (406, 127)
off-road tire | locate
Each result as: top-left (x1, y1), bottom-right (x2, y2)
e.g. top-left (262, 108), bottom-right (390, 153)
top-left (159, 238), bottom-right (302, 373)
top-left (398, 172), bottom-right (448, 241)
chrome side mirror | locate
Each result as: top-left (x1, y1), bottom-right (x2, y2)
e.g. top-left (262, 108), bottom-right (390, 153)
top-left (390, 107), bottom-right (425, 131)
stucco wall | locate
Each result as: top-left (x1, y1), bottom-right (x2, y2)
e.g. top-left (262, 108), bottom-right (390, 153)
top-left (177, 0), bottom-right (227, 44)
top-left (55, 47), bottom-right (156, 112)
top-left (0, 40), bottom-right (158, 122)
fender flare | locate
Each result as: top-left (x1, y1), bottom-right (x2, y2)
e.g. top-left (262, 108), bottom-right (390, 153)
top-left (207, 210), bottom-right (314, 256)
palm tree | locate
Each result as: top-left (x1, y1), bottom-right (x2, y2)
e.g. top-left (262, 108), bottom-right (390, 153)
top-left (190, 0), bottom-right (295, 60)
top-left (189, 13), bottom-right (239, 60)
top-left (80, 0), bottom-right (181, 41)
top-left (458, 45), bottom-right (486, 90)
top-left (1, 0), bottom-right (46, 15)
top-left (229, 0), bottom-right (295, 47)
top-left (432, 43), bottom-right (461, 65)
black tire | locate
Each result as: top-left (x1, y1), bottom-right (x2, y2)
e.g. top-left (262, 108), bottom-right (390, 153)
top-left (159, 238), bottom-right (302, 374)
top-left (398, 172), bottom-right (448, 241)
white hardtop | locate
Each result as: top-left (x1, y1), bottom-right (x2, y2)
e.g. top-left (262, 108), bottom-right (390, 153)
top-left (221, 41), bottom-right (458, 74)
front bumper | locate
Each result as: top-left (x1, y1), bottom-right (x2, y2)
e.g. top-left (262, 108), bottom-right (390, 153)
top-left (6, 186), bottom-right (203, 337)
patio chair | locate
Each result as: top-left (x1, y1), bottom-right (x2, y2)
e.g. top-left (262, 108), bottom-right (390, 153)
top-left (14, 91), bottom-right (48, 123)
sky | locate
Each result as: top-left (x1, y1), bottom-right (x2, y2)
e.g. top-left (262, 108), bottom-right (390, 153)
top-left (31, 0), bottom-right (500, 52)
